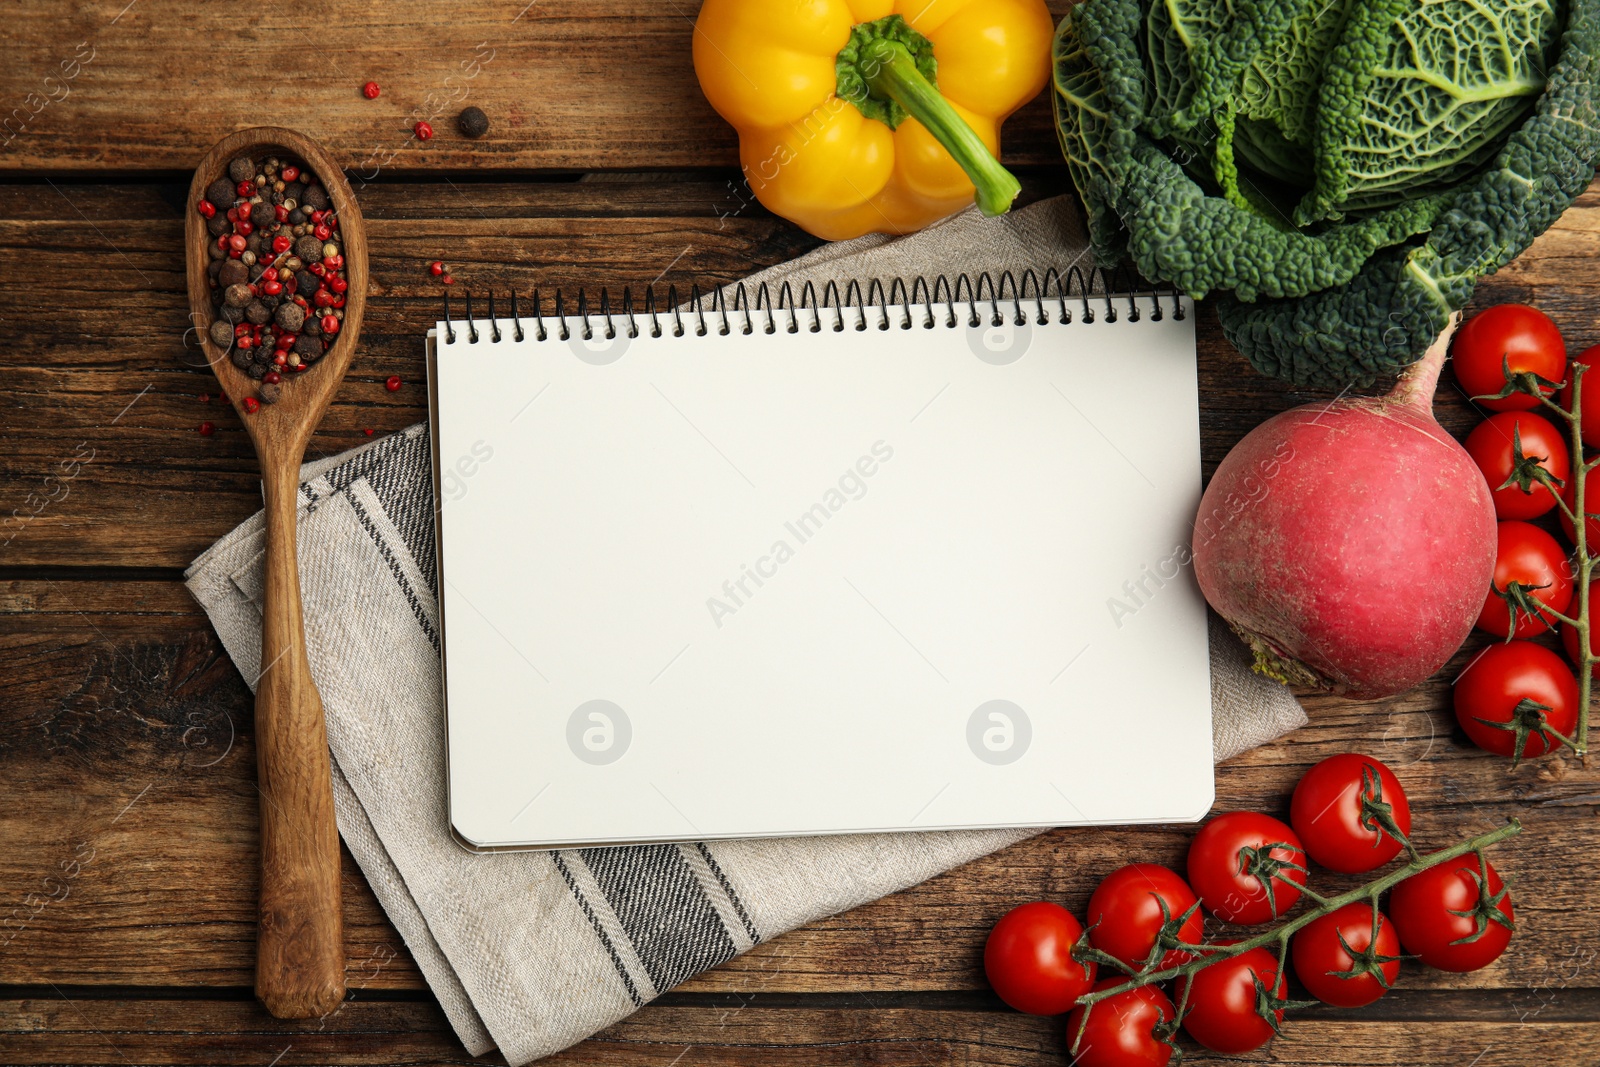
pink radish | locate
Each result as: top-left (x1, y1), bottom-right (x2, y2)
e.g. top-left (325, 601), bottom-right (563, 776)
top-left (1193, 319), bottom-right (1496, 699)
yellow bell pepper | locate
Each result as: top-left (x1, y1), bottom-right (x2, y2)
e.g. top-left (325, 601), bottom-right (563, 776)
top-left (693, 0), bottom-right (1054, 241)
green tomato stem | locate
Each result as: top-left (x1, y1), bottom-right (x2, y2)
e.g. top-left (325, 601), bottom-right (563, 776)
top-left (858, 38), bottom-right (1021, 217)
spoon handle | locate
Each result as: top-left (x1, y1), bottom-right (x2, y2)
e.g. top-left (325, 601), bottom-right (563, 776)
top-left (253, 449), bottom-right (347, 1019)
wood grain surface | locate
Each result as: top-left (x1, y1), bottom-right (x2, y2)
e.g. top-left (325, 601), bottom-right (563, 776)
top-left (2, 4), bottom-right (1600, 1060)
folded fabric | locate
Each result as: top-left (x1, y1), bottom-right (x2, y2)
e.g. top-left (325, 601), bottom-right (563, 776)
top-left (185, 197), bottom-right (1307, 1063)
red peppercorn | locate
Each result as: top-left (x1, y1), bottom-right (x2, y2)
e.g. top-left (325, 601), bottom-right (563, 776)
top-left (310, 262), bottom-right (326, 276)
top-left (325, 255), bottom-right (344, 270)
top-left (362, 81), bottom-right (381, 99)
top-left (217, 234), bottom-right (232, 250)
top-left (331, 295), bottom-right (346, 309)
top-left (429, 261), bottom-right (444, 276)
top-left (227, 206), bottom-right (240, 222)
top-left (364, 428), bottom-right (375, 436)
top-left (198, 420), bottom-right (216, 436)
top-left (275, 353), bottom-right (288, 366)
top-left (277, 332), bottom-right (296, 349)
top-left (237, 180), bottom-right (255, 197)
top-left (329, 276), bottom-right (348, 294)
top-left (263, 280), bottom-right (282, 296)
top-left (242, 396), bottom-right (261, 414)
top-left (274, 204), bottom-right (289, 223)
top-left (442, 274), bottom-right (454, 286)
top-left (197, 200), bottom-right (216, 219)
top-left (322, 314), bottom-right (341, 334)
top-left (310, 210), bottom-right (326, 224)
top-left (272, 235), bottom-right (291, 254)
top-left (234, 324), bottom-right (251, 337)
top-left (281, 165), bottom-right (300, 182)
top-left (237, 221), bottom-right (254, 237)
top-left (313, 289), bottom-right (332, 308)
top-left (314, 223), bottom-right (332, 241)
top-left (264, 371), bottom-right (281, 384)
top-left (385, 375), bottom-right (402, 392)
top-left (414, 120), bottom-right (433, 140)
top-left (228, 234), bottom-right (247, 252)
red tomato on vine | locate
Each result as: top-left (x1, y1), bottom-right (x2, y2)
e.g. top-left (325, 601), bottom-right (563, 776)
top-left (1173, 943), bottom-right (1288, 1055)
top-left (1453, 640), bottom-right (1578, 765)
top-left (1291, 902), bottom-right (1402, 1007)
top-left (1464, 412), bottom-right (1570, 520)
top-left (1476, 521), bottom-right (1573, 638)
top-left (1390, 854), bottom-right (1514, 972)
top-left (983, 901), bottom-right (1096, 1015)
top-left (1289, 754), bottom-right (1411, 874)
top-left (1186, 812), bottom-right (1307, 925)
top-left (1452, 303), bottom-right (1567, 412)
top-left (1085, 864), bottom-right (1203, 972)
top-left (1065, 980), bottom-right (1175, 1067)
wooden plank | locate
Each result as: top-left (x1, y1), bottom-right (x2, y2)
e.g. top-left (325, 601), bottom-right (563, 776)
top-left (3, 581), bottom-right (1597, 996)
top-left (1, 993), bottom-right (1597, 1065)
top-left (0, 2), bottom-right (1074, 175)
top-left (5, 177), bottom-right (1598, 568)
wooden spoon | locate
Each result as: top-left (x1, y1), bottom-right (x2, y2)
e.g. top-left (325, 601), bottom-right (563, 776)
top-left (186, 126), bottom-right (366, 1020)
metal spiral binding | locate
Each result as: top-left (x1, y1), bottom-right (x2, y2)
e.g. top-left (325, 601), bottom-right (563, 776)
top-left (440, 268), bottom-right (1183, 344)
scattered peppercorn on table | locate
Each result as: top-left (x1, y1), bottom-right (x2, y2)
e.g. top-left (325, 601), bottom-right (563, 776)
top-left (2, 2), bottom-right (1599, 1065)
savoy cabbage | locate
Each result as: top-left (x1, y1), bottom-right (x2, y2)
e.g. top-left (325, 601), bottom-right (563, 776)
top-left (1053, 0), bottom-right (1600, 387)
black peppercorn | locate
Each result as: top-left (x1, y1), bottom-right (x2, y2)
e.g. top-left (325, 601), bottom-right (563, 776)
top-left (231, 346), bottom-right (252, 369)
top-left (207, 259), bottom-right (223, 283)
top-left (294, 334), bottom-right (324, 358)
top-left (206, 178), bottom-right (236, 209)
top-left (283, 182), bottom-right (304, 204)
top-left (302, 184), bottom-right (330, 211)
top-left (206, 212), bottom-right (232, 237)
top-left (294, 235), bottom-right (324, 263)
top-left (258, 380), bottom-right (282, 404)
top-left (220, 303), bottom-right (246, 324)
top-left (457, 106), bottom-right (490, 138)
top-left (209, 320), bottom-right (234, 348)
top-left (208, 241), bottom-right (226, 261)
top-left (275, 303), bottom-right (306, 331)
top-left (224, 283), bottom-right (252, 308)
top-left (246, 361), bottom-right (267, 380)
top-left (228, 156), bottom-right (256, 183)
top-left (244, 300), bottom-right (271, 325)
top-left (250, 201), bottom-right (276, 227)
top-left (294, 269), bottom-right (320, 295)
top-left (219, 259), bottom-right (247, 287)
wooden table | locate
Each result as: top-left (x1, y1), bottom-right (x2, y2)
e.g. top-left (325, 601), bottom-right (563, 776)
top-left (3, 3), bottom-right (1598, 1064)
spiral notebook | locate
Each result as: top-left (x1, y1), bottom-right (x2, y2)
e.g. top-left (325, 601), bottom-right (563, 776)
top-left (426, 277), bottom-right (1213, 851)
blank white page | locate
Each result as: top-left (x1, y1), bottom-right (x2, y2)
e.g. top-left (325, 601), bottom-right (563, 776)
top-left (430, 296), bottom-right (1213, 850)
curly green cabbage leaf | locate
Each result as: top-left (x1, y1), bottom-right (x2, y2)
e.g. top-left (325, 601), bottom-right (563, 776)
top-left (1298, 0), bottom-right (1564, 223)
top-left (1222, 0), bottom-right (1600, 387)
top-left (1051, 0), bottom-right (1597, 387)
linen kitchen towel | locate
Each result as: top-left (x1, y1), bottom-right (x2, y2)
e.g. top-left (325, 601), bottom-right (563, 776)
top-left (186, 196), bottom-right (1308, 1063)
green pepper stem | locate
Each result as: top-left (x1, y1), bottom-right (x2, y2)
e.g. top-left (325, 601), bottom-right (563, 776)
top-left (858, 38), bottom-right (1021, 217)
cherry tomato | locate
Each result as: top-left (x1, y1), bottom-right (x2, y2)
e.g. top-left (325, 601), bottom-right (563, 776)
top-left (1451, 303), bottom-right (1567, 411)
top-left (1560, 465), bottom-right (1600, 554)
top-left (1187, 812), bottom-right (1307, 925)
top-left (984, 902), bottom-right (1096, 1015)
top-left (1065, 980), bottom-right (1175, 1067)
top-left (1453, 640), bottom-right (1578, 762)
top-left (1085, 864), bottom-right (1203, 971)
top-left (1558, 344), bottom-right (1600, 447)
top-left (1291, 902), bottom-right (1401, 1007)
top-left (1561, 581), bottom-right (1600, 676)
top-left (1289, 753), bottom-right (1411, 874)
top-left (1173, 943), bottom-right (1286, 1055)
top-left (1390, 855), bottom-right (1514, 972)
top-left (1476, 521), bottom-right (1573, 638)
top-left (1464, 412), bottom-right (1570, 520)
